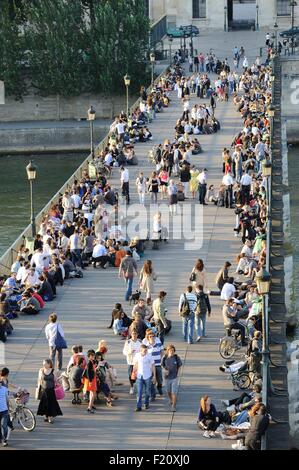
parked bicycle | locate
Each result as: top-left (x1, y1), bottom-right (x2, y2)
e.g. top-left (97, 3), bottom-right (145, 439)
top-left (219, 326), bottom-right (248, 360)
top-left (9, 389), bottom-right (36, 432)
top-left (219, 359), bottom-right (252, 391)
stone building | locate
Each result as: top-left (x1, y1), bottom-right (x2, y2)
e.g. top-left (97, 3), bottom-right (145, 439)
top-left (147, 0), bottom-right (299, 30)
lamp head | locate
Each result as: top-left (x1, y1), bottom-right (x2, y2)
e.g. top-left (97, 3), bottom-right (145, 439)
top-left (124, 74), bottom-right (131, 86)
top-left (150, 52), bottom-right (155, 63)
top-left (87, 105), bottom-right (96, 121)
top-left (255, 267), bottom-right (271, 295)
top-left (26, 160), bottom-right (37, 181)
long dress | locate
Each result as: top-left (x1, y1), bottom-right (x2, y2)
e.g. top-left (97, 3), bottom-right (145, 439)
top-left (139, 267), bottom-right (157, 299)
top-left (37, 368), bottom-right (62, 418)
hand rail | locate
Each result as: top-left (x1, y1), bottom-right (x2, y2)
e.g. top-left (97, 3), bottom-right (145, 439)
top-left (0, 64), bottom-right (170, 277)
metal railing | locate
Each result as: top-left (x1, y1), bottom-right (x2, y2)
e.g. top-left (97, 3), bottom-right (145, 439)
top-left (150, 14), bottom-right (167, 48)
top-left (0, 65), bottom-right (170, 277)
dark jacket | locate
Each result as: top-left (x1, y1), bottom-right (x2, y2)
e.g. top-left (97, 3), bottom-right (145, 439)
top-left (37, 279), bottom-right (54, 301)
top-left (69, 365), bottom-right (84, 391)
top-left (180, 167), bottom-right (191, 183)
top-left (247, 414), bottom-right (269, 440)
top-left (198, 403), bottom-right (218, 422)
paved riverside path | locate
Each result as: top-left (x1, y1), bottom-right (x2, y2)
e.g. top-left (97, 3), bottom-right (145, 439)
top-left (5, 68), bottom-right (244, 450)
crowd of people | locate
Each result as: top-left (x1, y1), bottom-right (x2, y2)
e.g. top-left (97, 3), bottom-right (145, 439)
top-left (0, 44), bottom-right (274, 450)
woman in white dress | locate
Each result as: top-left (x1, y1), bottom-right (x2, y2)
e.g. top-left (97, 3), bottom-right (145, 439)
top-left (139, 260), bottom-right (157, 305)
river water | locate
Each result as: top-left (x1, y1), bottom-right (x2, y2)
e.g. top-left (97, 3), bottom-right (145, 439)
top-left (0, 153), bottom-right (85, 256)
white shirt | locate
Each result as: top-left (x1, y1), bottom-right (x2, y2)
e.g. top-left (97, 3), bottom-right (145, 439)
top-left (116, 122), bottom-right (126, 134)
top-left (17, 266), bottom-right (28, 283)
top-left (121, 169), bottom-right (129, 183)
top-left (62, 195), bottom-right (74, 211)
top-left (240, 173), bottom-right (252, 186)
top-left (45, 322), bottom-right (65, 348)
top-left (222, 174), bottom-right (234, 186)
top-left (133, 352), bottom-right (155, 380)
top-left (69, 233), bottom-right (79, 250)
top-left (197, 171), bottom-right (207, 184)
top-left (11, 260), bottom-right (21, 274)
top-left (123, 339), bottom-right (142, 365)
top-left (104, 153), bottom-right (113, 165)
top-left (92, 244), bottom-right (107, 258)
top-left (71, 194), bottom-right (81, 209)
top-left (31, 252), bottom-right (46, 272)
top-left (221, 283), bottom-right (236, 301)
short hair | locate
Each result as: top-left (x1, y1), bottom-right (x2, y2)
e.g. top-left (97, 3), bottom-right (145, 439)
top-left (87, 349), bottom-right (95, 357)
top-left (228, 277), bottom-right (234, 283)
top-left (72, 345), bottom-right (79, 354)
top-left (197, 284), bottom-right (204, 291)
top-left (77, 357), bottom-right (85, 366)
top-left (78, 345), bottom-right (83, 353)
top-left (159, 291), bottom-right (167, 298)
top-left (140, 344), bottom-right (147, 350)
top-left (187, 286), bottom-right (193, 293)
top-left (166, 344), bottom-right (176, 353)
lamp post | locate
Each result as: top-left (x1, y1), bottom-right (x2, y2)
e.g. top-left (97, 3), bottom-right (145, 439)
top-left (179, 26), bottom-right (186, 59)
top-left (262, 160), bottom-right (272, 202)
top-left (169, 36), bottom-right (173, 65)
top-left (274, 21), bottom-right (278, 53)
top-left (290, 1), bottom-right (297, 55)
top-left (268, 104), bottom-right (275, 151)
top-left (224, 5), bottom-right (227, 32)
top-left (123, 74), bottom-right (131, 117)
top-left (256, 267), bottom-right (271, 370)
top-left (26, 160), bottom-right (37, 237)
top-left (271, 32), bottom-right (276, 55)
top-left (150, 51), bottom-right (155, 86)
top-left (256, 4), bottom-right (259, 31)
top-left (87, 105), bottom-right (96, 158)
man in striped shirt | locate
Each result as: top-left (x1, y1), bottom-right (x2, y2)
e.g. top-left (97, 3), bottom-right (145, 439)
top-left (142, 331), bottom-right (164, 399)
top-left (179, 286), bottom-right (198, 344)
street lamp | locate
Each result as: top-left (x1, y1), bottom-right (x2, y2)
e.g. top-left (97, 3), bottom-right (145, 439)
top-left (290, 1), bottom-right (297, 55)
top-left (123, 74), bottom-right (131, 117)
top-left (268, 104), bottom-right (275, 150)
top-left (87, 105), bottom-right (96, 158)
top-left (26, 160), bottom-right (37, 237)
top-left (150, 51), bottom-right (155, 86)
top-left (224, 6), bottom-right (227, 32)
top-left (274, 21), bottom-right (278, 53)
top-left (179, 26), bottom-right (187, 59)
top-left (256, 267), bottom-right (271, 295)
top-left (169, 36), bottom-right (173, 65)
top-left (262, 161), bottom-right (272, 178)
top-left (256, 4), bottom-right (259, 31)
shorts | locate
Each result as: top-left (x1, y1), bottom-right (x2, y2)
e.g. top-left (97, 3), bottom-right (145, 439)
top-left (165, 377), bottom-right (179, 395)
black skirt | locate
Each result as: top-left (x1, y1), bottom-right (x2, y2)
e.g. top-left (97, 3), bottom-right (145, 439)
top-left (37, 388), bottom-right (63, 418)
top-left (169, 194), bottom-right (178, 205)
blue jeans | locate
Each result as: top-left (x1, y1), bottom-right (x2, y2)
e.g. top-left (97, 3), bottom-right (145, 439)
top-left (233, 410), bottom-right (249, 426)
top-left (0, 410), bottom-right (9, 442)
top-left (125, 278), bottom-right (133, 301)
top-left (195, 314), bottom-right (207, 337)
top-left (151, 365), bottom-right (163, 398)
top-left (70, 249), bottom-right (84, 268)
top-left (136, 376), bottom-right (152, 409)
top-left (182, 313), bottom-right (194, 343)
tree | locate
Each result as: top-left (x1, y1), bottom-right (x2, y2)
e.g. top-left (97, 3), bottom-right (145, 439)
top-left (0, 1), bottom-right (27, 98)
top-left (25, 0), bottom-right (86, 96)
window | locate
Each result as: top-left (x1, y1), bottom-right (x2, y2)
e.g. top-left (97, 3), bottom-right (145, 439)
top-left (277, 0), bottom-right (291, 16)
top-left (192, 0), bottom-right (206, 18)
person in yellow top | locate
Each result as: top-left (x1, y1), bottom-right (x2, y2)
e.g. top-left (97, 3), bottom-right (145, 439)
top-left (189, 166), bottom-right (199, 199)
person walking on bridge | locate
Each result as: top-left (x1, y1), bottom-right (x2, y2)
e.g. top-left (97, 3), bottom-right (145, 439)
top-left (197, 168), bottom-right (208, 205)
top-left (179, 286), bottom-right (197, 344)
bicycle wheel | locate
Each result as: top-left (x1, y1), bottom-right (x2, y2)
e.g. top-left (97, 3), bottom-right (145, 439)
top-left (219, 336), bottom-right (236, 359)
top-left (18, 406), bottom-right (36, 432)
top-left (235, 373), bottom-right (251, 390)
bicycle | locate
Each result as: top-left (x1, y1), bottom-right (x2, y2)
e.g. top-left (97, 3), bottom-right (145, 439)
top-left (9, 389), bottom-right (36, 432)
top-left (219, 362), bottom-right (252, 391)
top-left (219, 326), bottom-right (249, 360)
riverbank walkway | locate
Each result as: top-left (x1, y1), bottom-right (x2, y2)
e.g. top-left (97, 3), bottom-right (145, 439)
top-left (3, 30), bottom-right (268, 450)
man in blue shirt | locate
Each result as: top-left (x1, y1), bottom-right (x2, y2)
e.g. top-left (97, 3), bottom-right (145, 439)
top-left (0, 381), bottom-right (9, 446)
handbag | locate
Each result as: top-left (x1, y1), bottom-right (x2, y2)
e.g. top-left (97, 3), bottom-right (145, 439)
top-left (54, 327), bottom-right (67, 350)
top-left (54, 383), bottom-right (65, 401)
top-left (190, 271), bottom-right (196, 282)
top-left (35, 385), bottom-right (42, 400)
top-left (130, 368), bottom-right (137, 381)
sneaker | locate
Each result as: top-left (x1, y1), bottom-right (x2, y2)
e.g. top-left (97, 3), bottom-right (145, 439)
top-left (196, 337), bottom-right (201, 342)
top-left (171, 405), bottom-right (177, 412)
top-left (144, 404), bottom-right (150, 410)
top-left (203, 431), bottom-right (212, 438)
top-left (135, 407), bottom-right (142, 412)
top-left (129, 387), bottom-right (134, 395)
top-left (158, 389), bottom-right (163, 396)
top-left (221, 399), bottom-right (230, 407)
top-left (2, 440), bottom-right (8, 447)
top-left (87, 408), bottom-right (94, 414)
top-left (150, 396), bottom-right (156, 402)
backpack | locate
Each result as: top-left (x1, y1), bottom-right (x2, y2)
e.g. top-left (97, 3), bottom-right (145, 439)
top-left (195, 292), bottom-right (207, 316)
top-left (180, 294), bottom-right (190, 317)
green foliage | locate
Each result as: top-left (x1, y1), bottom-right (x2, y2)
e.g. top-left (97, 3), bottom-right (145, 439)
top-left (0, 1), bottom-right (27, 98)
top-left (0, 0), bottom-right (150, 98)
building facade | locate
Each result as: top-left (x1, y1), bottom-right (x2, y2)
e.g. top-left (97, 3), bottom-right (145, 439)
top-left (149, 0), bottom-right (299, 30)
